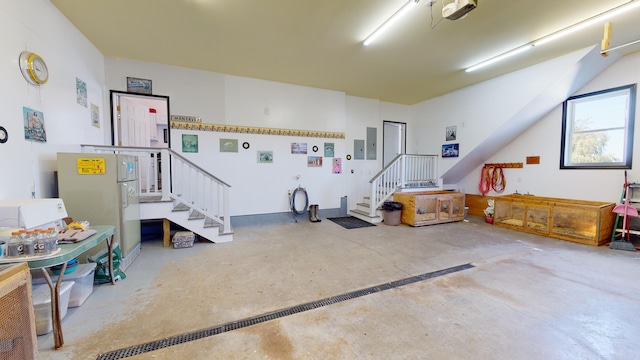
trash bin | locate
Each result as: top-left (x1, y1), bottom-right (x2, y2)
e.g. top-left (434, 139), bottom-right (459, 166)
top-left (382, 201), bottom-right (402, 226)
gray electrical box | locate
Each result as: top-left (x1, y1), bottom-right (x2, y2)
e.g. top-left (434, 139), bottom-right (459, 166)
top-left (366, 127), bottom-right (377, 160)
top-left (354, 140), bottom-right (364, 160)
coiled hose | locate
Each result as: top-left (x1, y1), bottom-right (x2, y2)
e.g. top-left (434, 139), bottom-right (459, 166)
top-left (290, 186), bottom-right (309, 219)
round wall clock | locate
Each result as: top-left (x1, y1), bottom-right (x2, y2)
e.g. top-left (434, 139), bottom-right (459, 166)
top-left (242, 142), bottom-right (250, 149)
top-left (346, 154), bottom-right (352, 160)
top-left (312, 145), bottom-right (318, 152)
top-left (19, 51), bottom-right (49, 85)
top-left (0, 126), bottom-right (7, 143)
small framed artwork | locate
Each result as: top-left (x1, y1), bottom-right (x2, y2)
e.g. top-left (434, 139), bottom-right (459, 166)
top-left (324, 142), bottom-right (335, 157)
top-left (446, 125), bottom-right (457, 141)
top-left (220, 138), bottom-right (238, 152)
top-left (291, 142), bottom-right (307, 154)
top-left (442, 143), bottom-right (459, 158)
top-left (76, 77), bottom-right (87, 108)
top-left (308, 156), bottom-right (323, 167)
top-left (258, 151), bottom-right (273, 163)
top-left (332, 158), bottom-right (342, 174)
top-left (23, 107), bottom-right (46, 143)
top-left (127, 77), bottom-right (152, 94)
top-left (90, 103), bottom-right (100, 128)
top-left (182, 134), bottom-right (198, 153)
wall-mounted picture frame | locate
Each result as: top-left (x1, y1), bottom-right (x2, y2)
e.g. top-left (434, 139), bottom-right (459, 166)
top-left (324, 142), bottom-right (334, 157)
top-left (220, 138), bottom-right (238, 152)
top-left (23, 107), bottom-right (46, 143)
top-left (127, 76), bottom-right (152, 94)
top-left (258, 151), bottom-right (273, 163)
top-left (446, 125), bottom-right (457, 141)
top-left (90, 103), bottom-right (100, 128)
top-left (307, 156), bottom-right (323, 167)
top-left (182, 134), bottom-right (198, 153)
top-left (76, 77), bottom-right (87, 108)
top-left (291, 142), bottom-right (307, 154)
top-left (442, 143), bottom-right (459, 158)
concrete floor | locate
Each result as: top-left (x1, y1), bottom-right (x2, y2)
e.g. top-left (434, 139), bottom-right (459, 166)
top-left (36, 216), bottom-right (640, 360)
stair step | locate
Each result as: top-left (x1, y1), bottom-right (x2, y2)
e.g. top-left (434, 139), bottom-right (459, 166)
top-left (204, 217), bottom-right (221, 228)
top-left (172, 203), bottom-right (190, 212)
top-left (349, 208), bottom-right (382, 224)
top-left (189, 210), bottom-right (205, 220)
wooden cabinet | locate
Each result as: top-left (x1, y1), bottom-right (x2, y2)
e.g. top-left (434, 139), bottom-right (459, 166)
top-left (494, 194), bottom-right (616, 246)
top-left (393, 191), bottom-right (465, 226)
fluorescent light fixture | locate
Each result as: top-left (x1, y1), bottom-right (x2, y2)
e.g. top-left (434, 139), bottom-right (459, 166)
top-left (465, 0), bottom-right (640, 72)
top-left (363, 0), bottom-right (419, 46)
top-left (465, 45), bottom-right (533, 72)
top-left (534, 0), bottom-right (640, 46)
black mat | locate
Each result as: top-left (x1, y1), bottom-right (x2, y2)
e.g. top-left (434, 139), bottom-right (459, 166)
top-left (327, 216), bottom-right (376, 229)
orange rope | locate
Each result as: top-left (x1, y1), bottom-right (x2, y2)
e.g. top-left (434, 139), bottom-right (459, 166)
top-left (479, 165), bottom-right (507, 194)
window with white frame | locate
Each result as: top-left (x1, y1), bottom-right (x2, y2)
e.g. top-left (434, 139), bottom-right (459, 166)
top-left (560, 84), bottom-right (636, 169)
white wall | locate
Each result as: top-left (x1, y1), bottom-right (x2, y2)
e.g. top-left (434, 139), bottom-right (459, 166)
top-left (105, 58), bottom-right (400, 215)
top-left (5, 0), bottom-right (631, 215)
top-left (456, 52), bottom-right (640, 203)
top-left (0, 0), bottom-right (107, 199)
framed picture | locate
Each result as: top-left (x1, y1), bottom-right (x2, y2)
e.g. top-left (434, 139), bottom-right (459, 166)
top-left (258, 151), bottom-right (273, 163)
top-left (76, 77), bottom-right (87, 108)
top-left (307, 156), bottom-right (323, 167)
top-left (220, 138), bottom-right (238, 152)
top-left (324, 142), bottom-right (335, 157)
top-left (90, 103), bottom-right (100, 128)
top-left (446, 125), bottom-right (457, 141)
top-left (127, 77), bottom-right (152, 94)
top-left (182, 134), bottom-right (198, 153)
top-left (291, 142), bottom-right (307, 154)
top-left (442, 143), bottom-right (459, 158)
top-left (23, 107), bottom-right (46, 143)
top-left (332, 158), bottom-right (342, 174)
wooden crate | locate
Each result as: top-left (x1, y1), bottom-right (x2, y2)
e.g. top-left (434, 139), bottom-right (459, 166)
top-left (394, 191), bottom-right (465, 226)
top-left (494, 194), bottom-right (616, 246)
top-left (0, 263), bottom-right (38, 360)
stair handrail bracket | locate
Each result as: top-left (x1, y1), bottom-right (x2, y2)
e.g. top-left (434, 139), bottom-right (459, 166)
top-left (367, 154), bottom-right (438, 217)
top-left (81, 145), bottom-right (232, 235)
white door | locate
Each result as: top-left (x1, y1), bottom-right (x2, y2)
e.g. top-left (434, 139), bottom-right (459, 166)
top-left (119, 96), bottom-right (150, 147)
top-left (383, 121), bottom-right (406, 167)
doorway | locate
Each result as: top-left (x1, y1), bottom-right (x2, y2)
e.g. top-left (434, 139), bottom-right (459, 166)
top-left (110, 91), bottom-right (170, 148)
top-left (110, 91), bottom-right (170, 193)
top-left (383, 121), bottom-right (406, 167)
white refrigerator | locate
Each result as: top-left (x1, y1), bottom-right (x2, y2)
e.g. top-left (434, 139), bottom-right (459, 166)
top-left (56, 152), bottom-right (141, 269)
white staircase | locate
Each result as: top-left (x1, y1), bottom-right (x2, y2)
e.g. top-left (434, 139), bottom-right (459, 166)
top-left (350, 154), bottom-right (439, 223)
top-left (82, 145), bottom-right (233, 242)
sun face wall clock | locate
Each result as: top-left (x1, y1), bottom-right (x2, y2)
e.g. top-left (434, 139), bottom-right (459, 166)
top-left (19, 51), bottom-right (49, 85)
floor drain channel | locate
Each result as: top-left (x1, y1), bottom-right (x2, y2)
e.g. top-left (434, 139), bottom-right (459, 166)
top-left (96, 263), bottom-right (474, 360)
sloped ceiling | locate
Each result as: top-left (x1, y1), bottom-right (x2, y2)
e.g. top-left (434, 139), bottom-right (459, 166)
top-left (50, 0), bottom-right (640, 105)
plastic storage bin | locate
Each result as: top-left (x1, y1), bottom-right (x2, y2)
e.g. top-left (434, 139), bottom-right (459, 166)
top-left (32, 281), bottom-right (74, 336)
top-left (172, 231), bottom-right (195, 248)
top-left (31, 262), bottom-right (97, 308)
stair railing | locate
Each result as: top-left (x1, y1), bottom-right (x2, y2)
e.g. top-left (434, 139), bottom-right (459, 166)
top-left (81, 145), bottom-right (232, 234)
top-left (368, 154), bottom-right (438, 217)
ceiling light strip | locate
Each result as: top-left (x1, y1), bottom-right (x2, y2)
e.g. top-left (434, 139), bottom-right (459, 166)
top-left (465, 45), bottom-right (533, 73)
top-left (601, 38), bottom-right (640, 54)
top-left (363, 0), bottom-right (419, 46)
top-left (465, 0), bottom-right (640, 72)
top-left (533, 0), bottom-right (640, 46)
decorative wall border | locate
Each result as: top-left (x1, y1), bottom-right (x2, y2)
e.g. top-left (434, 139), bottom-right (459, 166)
top-left (170, 122), bottom-right (345, 139)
